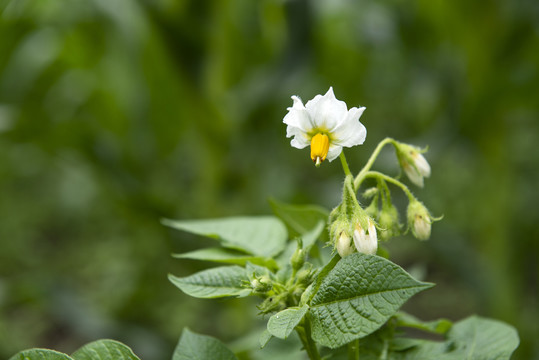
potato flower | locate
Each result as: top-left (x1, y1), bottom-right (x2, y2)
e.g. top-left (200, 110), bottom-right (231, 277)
top-left (283, 87), bottom-right (367, 166)
top-left (352, 219), bottom-right (378, 255)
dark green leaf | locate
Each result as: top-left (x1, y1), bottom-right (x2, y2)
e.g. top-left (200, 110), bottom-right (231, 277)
top-left (309, 253), bottom-right (433, 348)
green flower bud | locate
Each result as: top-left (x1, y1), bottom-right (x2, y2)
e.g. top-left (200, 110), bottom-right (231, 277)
top-left (364, 198), bottom-right (379, 219)
top-left (258, 292), bottom-right (287, 314)
top-left (378, 203), bottom-right (401, 241)
top-left (290, 247), bottom-right (305, 271)
top-left (407, 200), bottom-right (432, 240)
top-left (395, 142), bottom-right (431, 187)
top-left (362, 187), bottom-right (379, 199)
top-left (296, 268), bottom-right (313, 284)
top-left (250, 275), bottom-right (273, 293)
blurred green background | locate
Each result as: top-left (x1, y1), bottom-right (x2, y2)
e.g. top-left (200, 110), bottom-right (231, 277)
top-left (1, 0), bottom-right (538, 359)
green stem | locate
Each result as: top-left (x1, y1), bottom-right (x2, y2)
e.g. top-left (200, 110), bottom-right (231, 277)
top-left (347, 339), bottom-right (359, 360)
top-left (362, 171), bottom-right (415, 201)
top-left (296, 318), bottom-right (321, 360)
top-left (354, 137), bottom-right (396, 190)
top-left (340, 151), bottom-right (353, 177)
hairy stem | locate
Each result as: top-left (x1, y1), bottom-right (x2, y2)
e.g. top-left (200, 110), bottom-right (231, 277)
top-left (362, 171), bottom-right (415, 201)
top-left (354, 137), bottom-right (396, 190)
top-left (340, 151), bottom-right (353, 177)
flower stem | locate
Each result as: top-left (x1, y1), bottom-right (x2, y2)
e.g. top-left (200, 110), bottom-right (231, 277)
top-left (296, 318), bottom-right (321, 360)
top-left (347, 339), bottom-right (359, 360)
top-left (340, 151), bottom-right (353, 177)
top-left (354, 137), bottom-right (396, 191)
top-left (362, 171), bottom-right (415, 201)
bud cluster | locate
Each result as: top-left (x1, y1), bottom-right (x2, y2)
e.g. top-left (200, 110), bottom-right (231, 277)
top-left (330, 175), bottom-right (378, 257)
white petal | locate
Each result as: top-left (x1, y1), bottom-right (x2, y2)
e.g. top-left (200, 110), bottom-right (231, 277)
top-left (403, 163), bottom-right (424, 187)
top-left (291, 136), bottom-right (310, 149)
top-left (283, 96), bottom-right (315, 132)
top-left (305, 87), bottom-right (348, 130)
top-left (336, 232), bottom-right (354, 257)
top-left (332, 107), bottom-right (367, 147)
top-left (353, 224), bottom-right (377, 255)
top-left (413, 153), bottom-right (431, 177)
top-left (326, 144), bottom-right (343, 162)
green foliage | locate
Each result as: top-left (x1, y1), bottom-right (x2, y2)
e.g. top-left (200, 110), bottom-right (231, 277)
top-left (267, 305), bottom-right (308, 340)
top-left (162, 140), bottom-right (520, 359)
top-left (162, 216), bottom-right (287, 257)
top-left (390, 316), bottom-right (520, 359)
top-left (9, 349), bottom-right (73, 360)
top-left (71, 340), bottom-right (141, 360)
top-left (1, 0), bottom-right (536, 358)
top-left (168, 266), bottom-right (250, 299)
top-left (9, 340), bottom-right (141, 360)
top-left (269, 199), bottom-right (329, 238)
top-left (173, 328), bottom-right (237, 360)
top-left (308, 253), bottom-right (433, 348)
top-left (173, 248), bottom-right (279, 270)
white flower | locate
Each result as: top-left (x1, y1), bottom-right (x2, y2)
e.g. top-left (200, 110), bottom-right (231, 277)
top-left (283, 87), bottom-right (367, 166)
top-left (352, 219), bottom-right (378, 255)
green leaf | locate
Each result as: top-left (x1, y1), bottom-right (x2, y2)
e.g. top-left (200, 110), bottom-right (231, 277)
top-left (395, 312), bottom-right (452, 335)
top-left (309, 253), bottom-right (433, 348)
top-left (390, 315), bottom-right (519, 359)
top-left (300, 220), bottom-right (325, 250)
top-left (173, 328), bottom-right (238, 360)
top-left (443, 315), bottom-right (519, 359)
top-left (173, 248), bottom-right (278, 270)
top-left (269, 199), bottom-right (328, 237)
top-left (259, 330), bottom-right (273, 349)
top-left (162, 216), bottom-right (287, 257)
top-left (9, 349), bottom-right (73, 360)
top-left (267, 305), bottom-right (308, 339)
top-left (71, 340), bottom-right (140, 360)
top-left (169, 266), bottom-right (250, 298)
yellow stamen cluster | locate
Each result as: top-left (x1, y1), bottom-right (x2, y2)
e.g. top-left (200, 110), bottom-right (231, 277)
top-left (310, 133), bottom-right (330, 167)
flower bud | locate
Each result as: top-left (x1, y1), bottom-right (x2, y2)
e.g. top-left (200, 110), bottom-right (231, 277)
top-left (378, 203), bottom-right (401, 241)
top-left (290, 247), bottom-right (305, 271)
top-left (336, 231), bottom-right (354, 257)
top-left (407, 200), bottom-right (432, 240)
top-left (353, 218), bottom-right (378, 255)
top-left (364, 198), bottom-right (379, 219)
top-left (250, 275), bottom-right (273, 293)
top-left (296, 267), bottom-right (313, 284)
top-left (362, 187), bottom-right (379, 199)
top-left (396, 142), bottom-right (431, 187)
